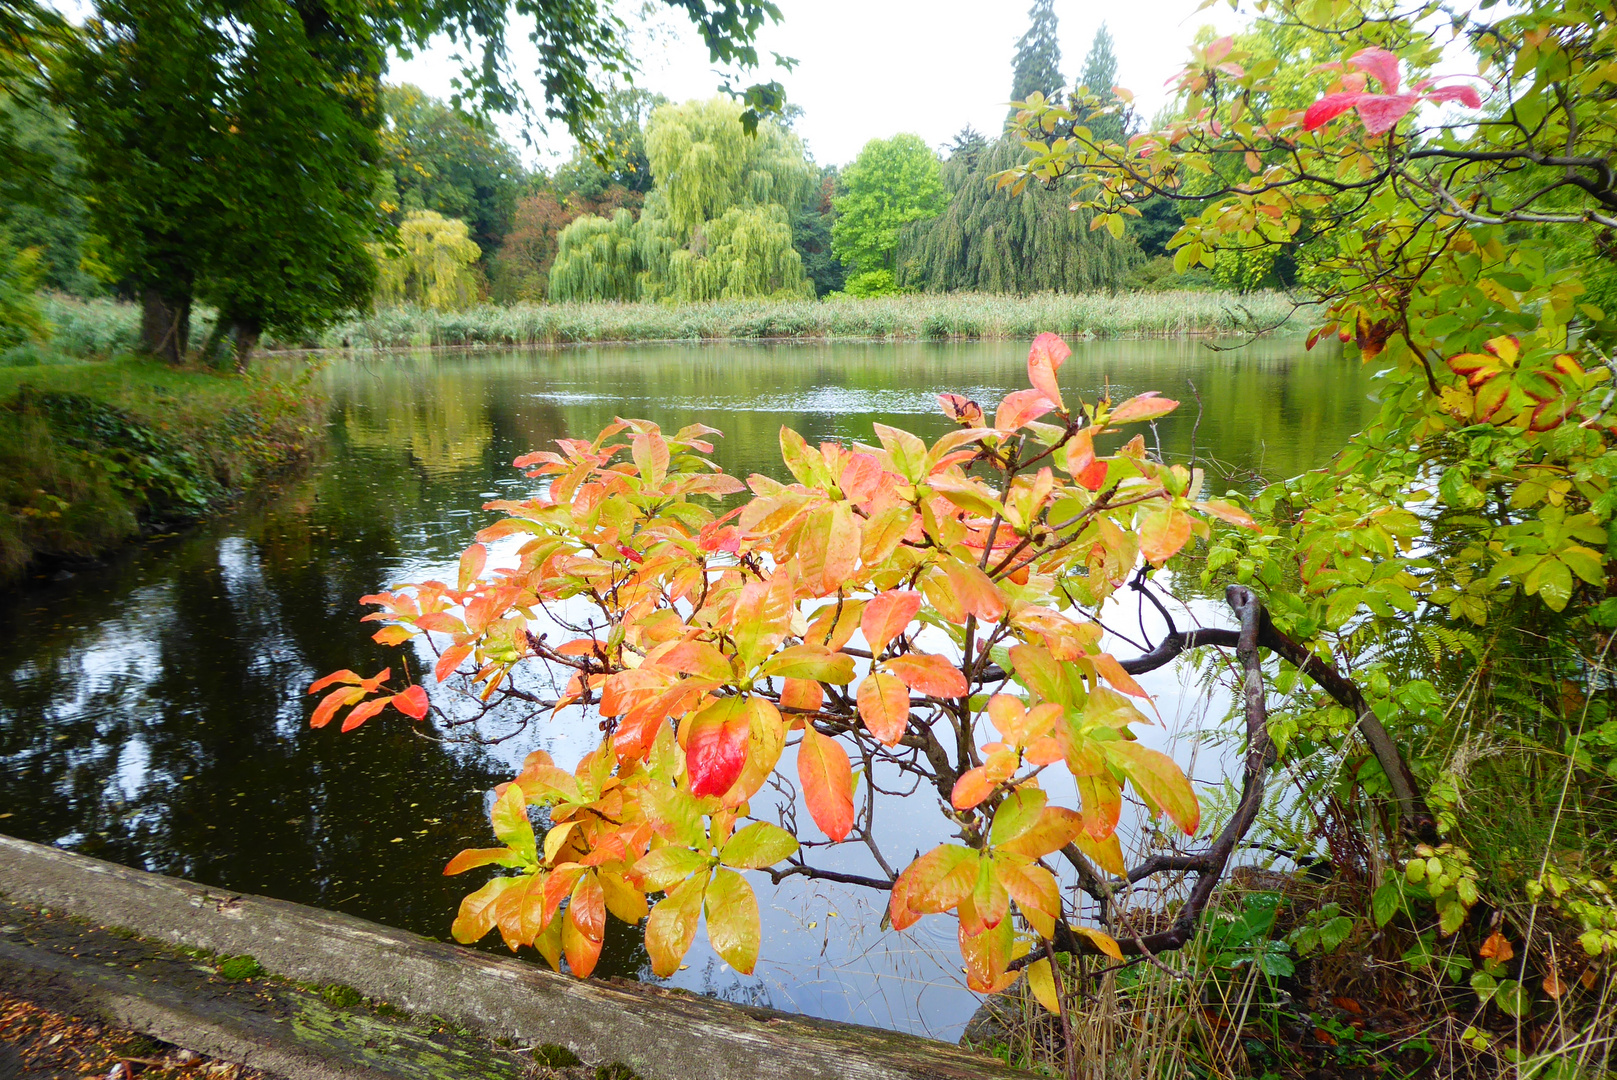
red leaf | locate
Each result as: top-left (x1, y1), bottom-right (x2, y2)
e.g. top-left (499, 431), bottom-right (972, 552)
top-left (1349, 45), bottom-right (1400, 92)
top-left (685, 697), bottom-right (750, 797)
top-left (950, 766), bottom-right (996, 810)
top-left (391, 684), bottom-right (430, 720)
top-left (884, 653), bottom-right (969, 698)
top-left (1356, 92), bottom-right (1420, 135)
top-left (797, 727), bottom-right (855, 842)
top-left (1423, 83), bottom-right (1482, 109)
top-left (1077, 459), bottom-right (1108, 491)
top-left (1303, 91), bottom-right (1364, 131)
top-left (861, 590), bottom-right (921, 656)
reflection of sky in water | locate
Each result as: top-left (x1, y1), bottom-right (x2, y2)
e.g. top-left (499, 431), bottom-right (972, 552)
top-left (0, 341), bottom-right (1364, 1042)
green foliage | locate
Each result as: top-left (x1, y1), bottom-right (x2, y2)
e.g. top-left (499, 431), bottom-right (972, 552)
top-left (552, 97), bottom-right (816, 303)
top-left (830, 134), bottom-right (945, 278)
top-left (380, 85), bottom-right (525, 256)
top-left (0, 238), bottom-right (47, 350)
top-left (1009, 0), bottom-right (1064, 104)
top-left (548, 210), bottom-right (642, 302)
top-left (375, 211), bottom-right (483, 311)
top-left (58, 0), bottom-right (384, 359)
top-left (0, 98), bottom-right (102, 296)
top-left (553, 86), bottom-right (667, 198)
top-left (217, 954), bottom-right (264, 980)
top-left (0, 356), bottom-right (321, 582)
top-left (896, 137), bottom-right (1140, 294)
top-left (789, 167), bottom-right (844, 297)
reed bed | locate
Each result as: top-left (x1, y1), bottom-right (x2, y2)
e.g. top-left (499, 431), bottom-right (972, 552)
top-left (27, 291), bottom-right (1297, 359)
top-left (319, 291), bottom-right (1298, 350)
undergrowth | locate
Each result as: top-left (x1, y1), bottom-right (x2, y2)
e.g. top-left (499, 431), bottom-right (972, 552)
top-left (0, 355), bottom-right (324, 584)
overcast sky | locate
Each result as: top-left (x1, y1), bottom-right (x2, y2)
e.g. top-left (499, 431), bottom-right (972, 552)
top-left (390, 0), bottom-right (1238, 171)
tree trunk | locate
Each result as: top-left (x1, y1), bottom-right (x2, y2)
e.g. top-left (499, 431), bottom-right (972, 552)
top-left (140, 289), bottom-right (191, 365)
top-left (230, 317), bottom-right (262, 374)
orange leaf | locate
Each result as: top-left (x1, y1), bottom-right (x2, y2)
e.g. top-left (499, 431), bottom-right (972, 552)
top-left (308, 669), bottom-right (364, 695)
top-left (1200, 499), bottom-right (1259, 530)
top-left (310, 686), bottom-right (365, 728)
top-left (1027, 332), bottom-right (1070, 411)
top-left (950, 765), bottom-right (996, 810)
top-left (1105, 741), bottom-right (1200, 835)
top-left (1479, 931), bottom-right (1514, 963)
top-left (884, 653), bottom-right (969, 698)
top-left (862, 590), bottom-right (922, 656)
top-left (942, 558), bottom-right (1005, 623)
top-left (1091, 652), bottom-right (1149, 699)
top-left (458, 543), bottom-right (488, 591)
top-left (372, 625), bottom-right (412, 646)
top-left (994, 388), bottom-right (1056, 432)
top-left (443, 847), bottom-right (516, 875)
top-left (856, 671), bottom-right (910, 745)
top-left (797, 727), bottom-right (855, 842)
top-left (1138, 506), bottom-right (1193, 564)
top-left (1109, 392), bottom-right (1178, 423)
top-left (390, 684), bottom-right (430, 720)
top-left (435, 643), bottom-right (472, 683)
top-left (780, 678), bottom-right (824, 714)
top-left (903, 845), bottom-right (979, 914)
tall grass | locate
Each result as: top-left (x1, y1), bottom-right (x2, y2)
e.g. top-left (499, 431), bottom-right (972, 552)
top-left (318, 292), bottom-right (1298, 350)
top-left (26, 291), bottom-right (1299, 359)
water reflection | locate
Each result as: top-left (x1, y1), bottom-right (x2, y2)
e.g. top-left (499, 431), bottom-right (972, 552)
top-left (0, 337), bottom-right (1370, 1039)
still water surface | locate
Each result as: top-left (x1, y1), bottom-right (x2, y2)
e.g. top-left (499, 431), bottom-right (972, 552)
top-left (0, 338), bottom-right (1372, 1038)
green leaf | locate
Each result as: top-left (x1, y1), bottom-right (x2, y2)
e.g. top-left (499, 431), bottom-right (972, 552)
top-left (491, 782), bottom-right (536, 861)
top-left (988, 787), bottom-right (1048, 848)
top-left (704, 868), bottom-right (761, 974)
top-left (644, 873), bottom-right (707, 978)
top-left (719, 821), bottom-right (799, 869)
top-left (1372, 881), bottom-right (1400, 927)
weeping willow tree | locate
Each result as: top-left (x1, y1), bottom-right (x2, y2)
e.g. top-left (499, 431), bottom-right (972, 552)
top-left (374, 210), bottom-right (482, 310)
top-left (896, 135), bottom-right (1141, 294)
top-left (552, 97), bottom-right (815, 302)
top-left (548, 209), bottom-right (642, 301)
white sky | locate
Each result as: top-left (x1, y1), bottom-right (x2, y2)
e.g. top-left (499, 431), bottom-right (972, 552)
top-left (389, 0), bottom-right (1238, 171)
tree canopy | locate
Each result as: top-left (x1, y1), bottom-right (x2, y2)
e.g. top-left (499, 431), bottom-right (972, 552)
top-left (897, 134), bottom-right (1138, 294)
top-left (830, 133), bottom-right (945, 295)
top-left (381, 85), bottom-right (525, 256)
top-left (552, 97), bottom-right (816, 303)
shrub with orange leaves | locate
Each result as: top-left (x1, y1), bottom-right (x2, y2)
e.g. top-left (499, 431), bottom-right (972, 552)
top-left (311, 331), bottom-right (1263, 994)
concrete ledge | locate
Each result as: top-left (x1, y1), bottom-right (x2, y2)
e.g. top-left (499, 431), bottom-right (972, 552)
top-left (0, 835), bottom-right (1022, 1079)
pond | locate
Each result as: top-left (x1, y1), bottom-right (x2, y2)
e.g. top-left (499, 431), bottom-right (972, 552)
top-left (0, 337), bottom-right (1374, 1041)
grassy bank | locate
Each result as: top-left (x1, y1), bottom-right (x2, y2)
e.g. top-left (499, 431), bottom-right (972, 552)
top-left (0, 355), bottom-right (324, 585)
top-left (26, 290), bottom-right (1299, 358)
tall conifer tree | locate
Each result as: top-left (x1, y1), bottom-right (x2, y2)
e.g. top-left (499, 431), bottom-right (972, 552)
top-left (1076, 24), bottom-right (1125, 144)
top-left (1009, 0), bottom-right (1063, 104)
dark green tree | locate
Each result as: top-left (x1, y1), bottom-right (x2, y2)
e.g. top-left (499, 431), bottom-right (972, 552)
top-left (790, 165), bottom-right (844, 297)
top-left (381, 85), bottom-right (526, 256)
top-left (1009, 0), bottom-right (1063, 104)
top-left (895, 136), bottom-right (1139, 293)
top-left (1075, 23), bottom-right (1125, 144)
top-left (59, 0), bottom-right (384, 366)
